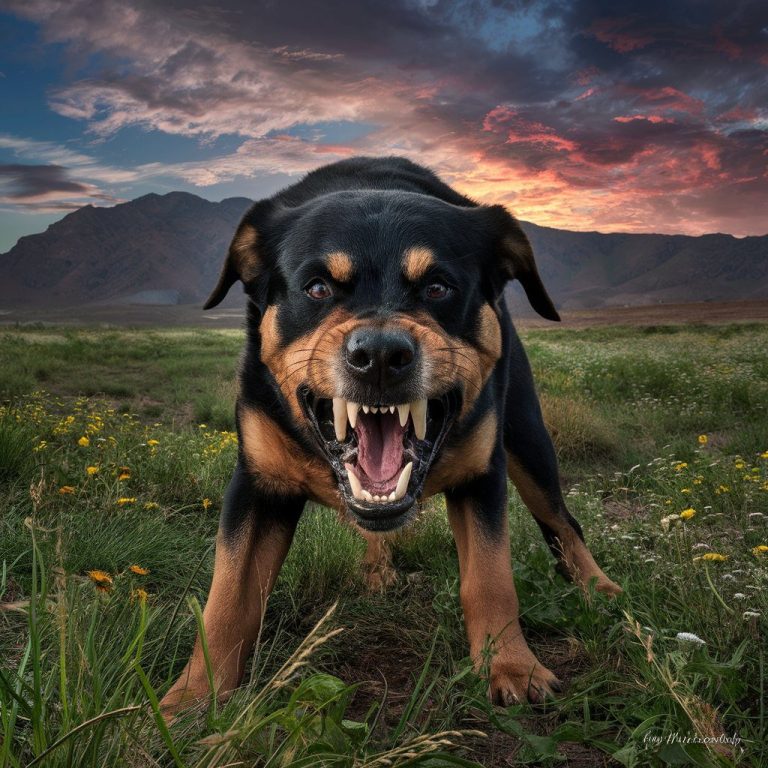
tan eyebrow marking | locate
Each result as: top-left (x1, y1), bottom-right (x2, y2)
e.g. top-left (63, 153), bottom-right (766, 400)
top-left (403, 246), bottom-right (435, 281)
top-left (326, 251), bottom-right (354, 282)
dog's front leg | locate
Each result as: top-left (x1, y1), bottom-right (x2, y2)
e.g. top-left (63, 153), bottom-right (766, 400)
top-left (160, 461), bottom-right (304, 717)
top-left (446, 452), bottom-right (561, 705)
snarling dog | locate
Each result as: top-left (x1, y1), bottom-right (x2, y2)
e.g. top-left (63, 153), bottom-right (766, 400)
top-left (160, 157), bottom-right (620, 715)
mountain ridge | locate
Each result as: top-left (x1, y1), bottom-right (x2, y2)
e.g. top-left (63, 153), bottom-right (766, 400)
top-left (2, 192), bottom-right (766, 310)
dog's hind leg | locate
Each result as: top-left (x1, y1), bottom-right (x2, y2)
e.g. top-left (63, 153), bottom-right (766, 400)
top-left (160, 461), bottom-right (304, 718)
top-left (503, 333), bottom-right (620, 596)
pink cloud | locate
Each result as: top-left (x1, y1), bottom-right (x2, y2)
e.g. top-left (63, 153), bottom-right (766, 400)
top-left (588, 18), bottom-right (655, 53)
top-left (614, 115), bottom-right (675, 124)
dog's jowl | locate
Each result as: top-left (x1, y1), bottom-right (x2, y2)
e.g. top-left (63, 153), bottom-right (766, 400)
top-left (160, 156), bottom-right (621, 716)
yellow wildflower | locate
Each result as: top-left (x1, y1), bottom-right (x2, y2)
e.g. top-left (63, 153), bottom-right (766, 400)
top-left (117, 497), bottom-right (136, 505)
top-left (86, 465), bottom-right (99, 476)
top-left (674, 462), bottom-right (688, 472)
top-left (143, 501), bottom-right (159, 510)
top-left (78, 436), bottom-right (90, 447)
top-left (132, 588), bottom-right (148, 603)
top-left (693, 553), bottom-right (728, 562)
top-left (129, 564), bottom-right (150, 575)
top-left (698, 434), bottom-right (708, 445)
top-left (693, 477), bottom-right (703, 485)
top-left (680, 508), bottom-right (696, 520)
top-left (680, 488), bottom-right (691, 494)
top-left (118, 467), bottom-right (131, 481)
top-left (87, 570), bottom-right (113, 587)
top-left (735, 460), bottom-right (746, 470)
top-left (58, 485), bottom-right (75, 495)
top-left (752, 545), bottom-right (768, 557)
top-left (33, 440), bottom-right (47, 452)
top-left (760, 450), bottom-right (768, 459)
top-left (147, 439), bottom-right (160, 447)
top-left (202, 498), bottom-right (212, 511)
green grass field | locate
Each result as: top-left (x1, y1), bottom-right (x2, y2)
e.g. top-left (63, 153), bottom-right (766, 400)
top-left (1, 322), bottom-right (767, 767)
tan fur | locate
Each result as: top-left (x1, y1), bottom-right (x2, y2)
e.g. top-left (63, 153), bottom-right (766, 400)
top-left (507, 457), bottom-right (622, 596)
top-left (423, 411), bottom-right (497, 496)
top-left (239, 405), bottom-right (338, 506)
top-left (159, 520), bottom-right (294, 716)
top-left (447, 496), bottom-right (560, 704)
top-left (326, 250), bottom-right (354, 282)
top-left (403, 246), bottom-right (435, 281)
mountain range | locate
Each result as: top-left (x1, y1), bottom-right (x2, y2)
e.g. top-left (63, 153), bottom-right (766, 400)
top-left (2, 191), bottom-right (766, 311)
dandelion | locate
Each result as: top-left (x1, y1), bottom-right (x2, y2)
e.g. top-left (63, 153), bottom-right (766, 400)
top-left (752, 545), bottom-right (768, 557)
top-left (676, 632), bottom-right (706, 645)
top-left (77, 436), bottom-right (90, 447)
top-left (680, 488), bottom-right (691, 494)
top-left (143, 501), bottom-right (159, 510)
top-left (86, 465), bottom-right (99, 476)
top-left (87, 570), bottom-right (113, 590)
top-left (129, 564), bottom-right (150, 575)
top-left (735, 459), bottom-right (746, 470)
top-left (680, 507), bottom-right (696, 520)
top-left (33, 440), bottom-right (47, 452)
top-left (674, 462), bottom-right (688, 472)
top-left (132, 587), bottom-right (149, 603)
top-left (202, 498), bottom-right (212, 511)
top-left (58, 485), bottom-right (75, 495)
top-left (760, 450), bottom-right (768, 459)
top-left (147, 439), bottom-right (160, 447)
top-left (117, 497), bottom-right (136, 505)
top-left (693, 552), bottom-right (728, 562)
top-left (118, 467), bottom-right (131, 481)
top-left (698, 434), bottom-right (708, 445)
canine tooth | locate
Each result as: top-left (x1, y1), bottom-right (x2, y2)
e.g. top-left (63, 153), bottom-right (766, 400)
top-left (388, 491), bottom-right (396, 501)
top-left (396, 403), bottom-right (410, 427)
top-left (411, 399), bottom-right (427, 440)
top-left (345, 463), bottom-right (364, 500)
top-left (332, 398), bottom-right (347, 441)
top-left (362, 489), bottom-right (373, 502)
top-left (362, 404), bottom-right (370, 414)
top-left (393, 461), bottom-right (413, 501)
top-left (347, 402), bottom-right (360, 428)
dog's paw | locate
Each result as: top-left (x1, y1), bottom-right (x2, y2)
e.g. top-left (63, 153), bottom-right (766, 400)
top-left (363, 561), bottom-right (398, 591)
top-left (594, 577), bottom-right (623, 598)
top-left (488, 659), bottom-right (562, 706)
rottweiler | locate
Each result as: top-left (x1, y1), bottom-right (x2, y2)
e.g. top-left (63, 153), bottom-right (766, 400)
top-left (160, 156), bottom-right (620, 715)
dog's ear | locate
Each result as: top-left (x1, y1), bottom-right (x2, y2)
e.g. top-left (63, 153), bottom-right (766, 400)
top-left (204, 203), bottom-right (271, 310)
top-left (481, 204), bottom-right (560, 322)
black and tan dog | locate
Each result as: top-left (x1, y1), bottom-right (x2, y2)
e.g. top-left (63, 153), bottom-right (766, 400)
top-left (161, 156), bottom-right (620, 715)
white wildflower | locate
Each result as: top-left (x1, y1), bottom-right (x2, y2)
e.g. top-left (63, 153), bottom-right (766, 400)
top-left (676, 632), bottom-right (706, 645)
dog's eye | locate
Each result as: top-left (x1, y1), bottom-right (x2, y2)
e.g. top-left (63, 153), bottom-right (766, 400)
top-left (304, 279), bottom-right (333, 300)
top-left (425, 282), bottom-right (450, 300)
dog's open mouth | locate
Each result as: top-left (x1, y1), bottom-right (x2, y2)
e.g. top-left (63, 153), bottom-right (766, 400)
top-left (300, 389), bottom-right (458, 531)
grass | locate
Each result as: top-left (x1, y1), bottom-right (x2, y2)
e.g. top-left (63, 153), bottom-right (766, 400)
top-left (1, 322), bottom-right (767, 767)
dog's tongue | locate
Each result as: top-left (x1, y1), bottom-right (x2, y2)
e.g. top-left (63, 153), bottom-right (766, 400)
top-left (356, 411), bottom-right (405, 483)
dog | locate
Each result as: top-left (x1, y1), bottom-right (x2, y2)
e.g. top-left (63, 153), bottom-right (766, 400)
top-left (160, 156), bottom-right (620, 716)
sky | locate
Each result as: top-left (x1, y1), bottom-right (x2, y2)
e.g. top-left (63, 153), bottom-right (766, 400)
top-left (1, 0), bottom-right (767, 252)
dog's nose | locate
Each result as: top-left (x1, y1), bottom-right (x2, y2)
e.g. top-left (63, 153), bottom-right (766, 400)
top-left (344, 327), bottom-right (417, 386)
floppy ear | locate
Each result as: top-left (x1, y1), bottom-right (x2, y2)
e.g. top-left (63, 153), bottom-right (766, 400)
top-left (483, 204), bottom-right (560, 321)
top-left (204, 205), bottom-right (268, 310)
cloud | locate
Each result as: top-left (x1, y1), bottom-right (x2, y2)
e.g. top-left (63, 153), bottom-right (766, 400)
top-left (2, 0), bottom-right (767, 235)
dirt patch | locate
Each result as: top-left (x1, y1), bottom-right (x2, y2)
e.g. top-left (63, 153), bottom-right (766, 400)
top-left (602, 498), bottom-right (647, 523)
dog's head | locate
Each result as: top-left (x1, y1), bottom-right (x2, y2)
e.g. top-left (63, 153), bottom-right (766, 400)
top-left (206, 189), bottom-right (557, 531)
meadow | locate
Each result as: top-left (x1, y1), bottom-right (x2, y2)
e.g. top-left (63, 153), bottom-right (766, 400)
top-left (1, 321), bottom-right (767, 767)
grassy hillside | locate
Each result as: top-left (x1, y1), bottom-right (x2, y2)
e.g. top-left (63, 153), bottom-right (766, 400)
top-left (1, 323), bottom-right (767, 767)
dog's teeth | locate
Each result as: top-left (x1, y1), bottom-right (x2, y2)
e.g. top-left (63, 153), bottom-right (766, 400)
top-left (371, 406), bottom-right (378, 414)
top-left (389, 405), bottom-right (395, 414)
top-left (362, 404), bottom-right (370, 414)
top-left (347, 402), bottom-right (360, 429)
top-left (393, 461), bottom-right (413, 501)
top-left (388, 491), bottom-right (396, 501)
top-left (410, 399), bottom-right (427, 440)
top-left (345, 463), bottom-right (364, 500)
top-left (396, 403), bottom-right (410, 427)
top-left (332, 397), bottom-right (347, 442)
top-left (373, 494), bottom-right (381, 502)
top-left (362, 489), bottom-right (373, 502)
